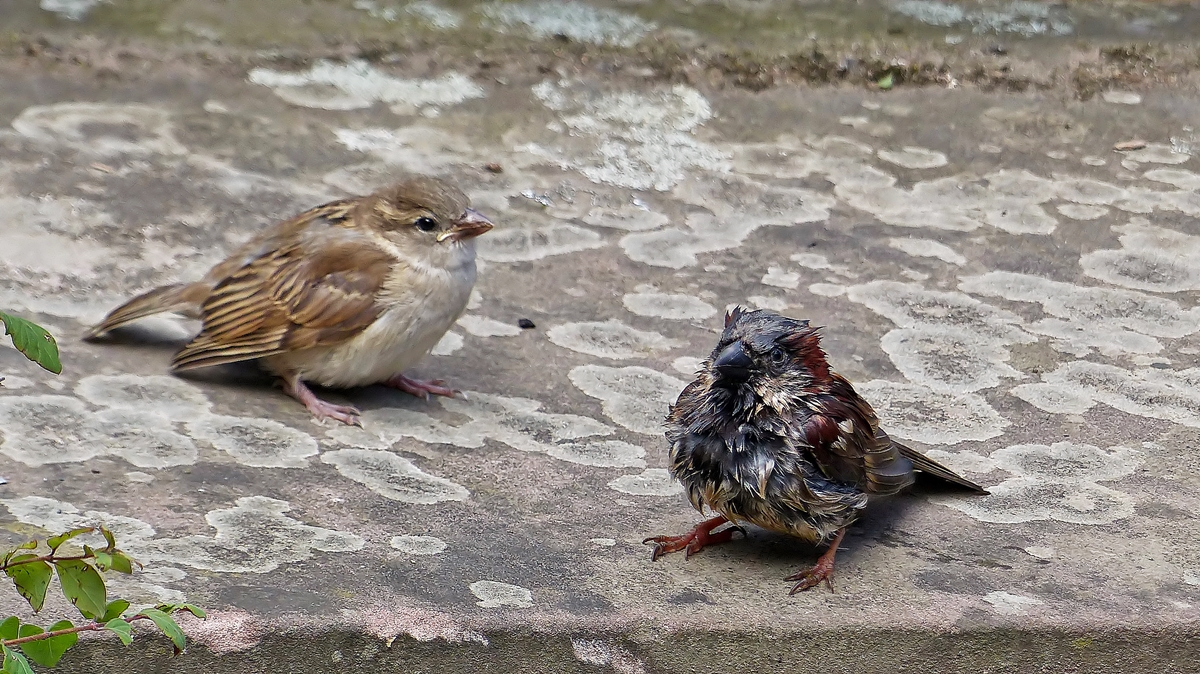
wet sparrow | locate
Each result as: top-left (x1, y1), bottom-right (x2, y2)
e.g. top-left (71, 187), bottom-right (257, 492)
top-left (645, 307), bottom-right (987, 594)
top-left (86, 177), bottom-right (493, 426)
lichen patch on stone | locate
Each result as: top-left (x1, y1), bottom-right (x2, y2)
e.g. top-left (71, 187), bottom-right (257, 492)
top-left (982, 591), bottom-right (1045, 616)
top-left (248, 60), bottom-right (484, 115)
top-left (12, 102), bottom-right (187, 157)
top-left (961, 270), bottom-right (1200, 357)
top-left (321, 449), bottom-right (469, 504)
top-left (622, 292), bottom-right (716, 321)
top-left (568, 365), bottom-right (687, 434)
top-left (390, 534), bottom-right (449, 555)
top-left (935, 442), bottom-right (1141, 525)
top-left (0, 395), bottom-right (197, 468)
top-left (469, 580), bottom-right (533, 608)
top-left (76, 374), bottom-right (211, 419)
top-left (887, 237), bottom-right (966, 265)
top-left (1079, 220), bottom-right (1200, 293)
top-left (3, 495), bottom-right (365, 576)
top-left (481, 1), bottom-right (654, 47)
top-left (1011, 362), bottom-right (1200, 427)
top-left (188, 416), bottom-right (318, 468)
top-left (547, 320), bottom-right (683, 360)
top-left (854, 380), bottom-right (1010, 445)
top-left (522, 80), bottom-right (728, 192)
top-left (607, 468), bottom-right (683, 497)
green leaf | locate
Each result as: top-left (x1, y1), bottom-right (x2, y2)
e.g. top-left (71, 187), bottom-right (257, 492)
top-left (0, 617), bottom-right (18, 641)
top-left (877, 72), bottom-right (894, 90)
top-left (3, 556), bottom-right (52, 612)
top-left (156, 603), bottom-right (206, 619)
top-left (0, 313), bottom-right (61, 375)
top-left (54, 560), bottom-right (106, 619)
top-left (100, 528), bottom-right (116, 552)
top-left (103, 619), bottom-right (132, 646)
top-left (47, 528), bottom-right (92, 552)
top-left (176, 604), bottom-right (205, 619)
top-left (2, 542), bottom-right (36, 567)
top-left (134, 608), bottom-right (185, 655)
top-left (102, 600), bottom-right (130, 622)
top-left (19, 620), bottom-right (77, 668)
top-left (108, 551), bottom-right (135, 574)
top-left (1, 645), bottom-right (33, 674)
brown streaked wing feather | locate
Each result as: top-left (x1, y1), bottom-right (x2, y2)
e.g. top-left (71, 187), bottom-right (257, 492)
top-left (198, 199), bottom-right (360, 285)
top-left (805, 374), bottom-right (987, 494)
top-left (84, 282), bottom-right (211, 339)
top-left (801, 374), bottom-right (916, 495)
top-left (172, 216), bottom-right (393, 371)
top-left (897, 441), bottom-right (990, 494)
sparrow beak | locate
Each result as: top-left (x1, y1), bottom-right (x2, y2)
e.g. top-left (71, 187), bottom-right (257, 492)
top-left (437, 208), bottom-right (494, 243)
top-left (713, 341), bottom-right (753, 384)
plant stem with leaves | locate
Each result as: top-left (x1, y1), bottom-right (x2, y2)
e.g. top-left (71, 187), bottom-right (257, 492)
top-left (1, 527), bottom-right (204, 673)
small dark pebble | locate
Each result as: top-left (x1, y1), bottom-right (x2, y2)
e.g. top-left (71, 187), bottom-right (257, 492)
top-left (91, 469), bottom-right (101, 474)
top-left (985, 44), bottom-right (1008, 55)
top-left (485, 162), bottom-right (503, 173)
top-left (518, 318), bottom-right (536, 329)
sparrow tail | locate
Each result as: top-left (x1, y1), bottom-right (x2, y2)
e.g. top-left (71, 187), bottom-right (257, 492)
top-left (84, 282), bottom-right (209, 340)
top-left (897, 442), bottom-right (989, 494)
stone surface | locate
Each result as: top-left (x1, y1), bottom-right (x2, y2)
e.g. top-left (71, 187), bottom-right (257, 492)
top-left (1, 0), bottom-right (1199, 672)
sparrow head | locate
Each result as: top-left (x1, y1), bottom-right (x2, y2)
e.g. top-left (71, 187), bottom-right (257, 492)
top-left (703, 306), bottom-right (831, 411)
top-left (365, 177), bottom-right (494, 251)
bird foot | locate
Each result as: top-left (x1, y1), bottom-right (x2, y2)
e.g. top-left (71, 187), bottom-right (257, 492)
top-left (785, 558), bottom-right (836, 594)
top-left (785, 528), bottom-right (845, 594)
top-left (385, 374), bottom-right (460, 400)
top-left (643, 515), bottom-right (745, 561)
top-left (283, 378), bottom-right (361, 426)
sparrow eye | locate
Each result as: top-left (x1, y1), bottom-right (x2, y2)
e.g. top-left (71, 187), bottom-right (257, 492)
top-left (414, 216), bottom-right (438, 232)
top-left (769, 347), bottom-right (787, 366)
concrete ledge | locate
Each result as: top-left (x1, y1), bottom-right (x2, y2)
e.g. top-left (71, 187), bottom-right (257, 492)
top-left (52, 624), bottom-right (1200, 673)
top-left (2, 5), bottom-right (1200, 672)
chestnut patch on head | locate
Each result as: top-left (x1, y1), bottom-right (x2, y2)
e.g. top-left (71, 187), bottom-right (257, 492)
top-left (779, 326), bottom-right (831, 384)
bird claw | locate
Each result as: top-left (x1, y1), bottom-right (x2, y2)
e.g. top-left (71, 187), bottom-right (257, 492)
top-left (785, 565), bottom-right (835, 594)
top-left (304, 399), bottom-right (362, 426)
top-left (643, 516), bottom-right (741, 562)
top-left (784, 528), bottom-right (844, 595)
top-left (306, 400), bottom-right (362, 426)
top-left (284, 378), bottom-right (362, 426)
top-left (386, 374), bottom-right (459, 400)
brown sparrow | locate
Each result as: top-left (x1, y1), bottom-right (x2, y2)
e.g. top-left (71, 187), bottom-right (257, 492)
top-left (85, 177), bottom-right (494, 426)
top-left (645, 307), bottom-right (987, 594)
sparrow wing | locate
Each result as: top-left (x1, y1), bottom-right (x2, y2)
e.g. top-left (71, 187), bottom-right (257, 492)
top-left (896, 441), bottom-right (989, 494)
top-left (171, 202), bottom-right (393, 371)
top-left (797, 374), bottom-right (917, 495)
top-left (799, 374), bottom-right (987, 494)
